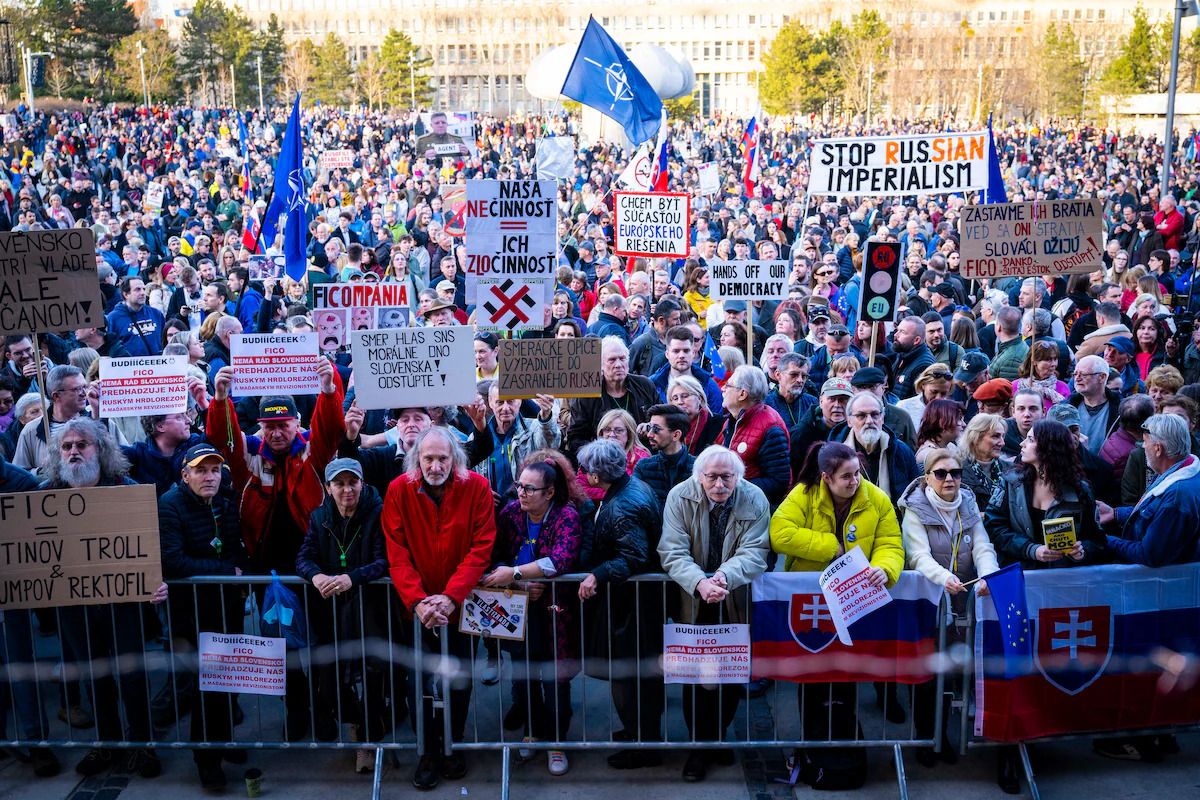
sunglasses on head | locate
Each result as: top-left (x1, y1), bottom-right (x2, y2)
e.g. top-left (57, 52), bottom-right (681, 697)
top-left (929, 468), bottom-right (963, 480)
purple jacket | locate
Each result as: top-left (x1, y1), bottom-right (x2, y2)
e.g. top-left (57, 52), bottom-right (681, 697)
top-left (494, 499), bottom-right (584, 676)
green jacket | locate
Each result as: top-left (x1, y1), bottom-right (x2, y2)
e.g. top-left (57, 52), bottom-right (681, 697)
top-left (989, 336), bottom-right (1028, 381)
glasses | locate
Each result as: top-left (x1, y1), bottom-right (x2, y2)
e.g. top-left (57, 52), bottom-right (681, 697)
top-left (702, 472), bottom-right (737, 483)
top-left (515, 483), bottom-right (547, 495)
top-left (1073, 372), bottom-right (1103, 381)
top-left (59, 440), bottom-right (93, 452)
top-left (850, 411), bottom-right (882, 420)
top-left (724, 382), bottom-right (745, 392)
top-left (817, 270), bottom-right (836, 278)
top-left (55, 386), bottom-right (88, 396)
top-left (930, 468), bottom-right (963, 481)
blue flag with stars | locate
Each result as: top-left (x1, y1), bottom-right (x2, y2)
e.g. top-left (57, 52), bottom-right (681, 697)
top-left (982, 563), bottom-right (1032, 678)
top-left (560, 16), bottom-right (663, 145)
top-left (982, 113), bottom-right (1008, 205)
top-left (703, 331), bottom-right (725, 381)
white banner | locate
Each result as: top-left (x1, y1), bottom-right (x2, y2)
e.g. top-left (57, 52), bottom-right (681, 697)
top-left (663, 623), bottom-right (751, 684)
top-left (536, 137), bottom-right (576, 182)
top-left (99, 355), bottom-right (188, 418)
top-left (348, 326), bottom-right (476, 410)
top-left (230, 332), bottom-right (320, 397)
top-left (818, 546), bottom-right (893, 646)
top-left (199, 633), bottom-right (286, 697)
top-left (807, 131), bottom-right (990, 197)
top-left (464, 179), bottom-right (557, 304)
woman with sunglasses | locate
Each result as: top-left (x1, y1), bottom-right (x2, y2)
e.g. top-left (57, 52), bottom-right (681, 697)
top-left (807, 261), bottom-right (843, 316)
top-left (899, 448), bottom-right (998, 767)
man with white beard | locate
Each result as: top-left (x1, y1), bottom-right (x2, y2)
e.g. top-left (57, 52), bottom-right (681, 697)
top-left (836, 392), bottom-right (920, 505)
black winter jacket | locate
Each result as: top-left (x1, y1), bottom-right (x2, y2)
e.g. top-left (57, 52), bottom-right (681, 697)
top-left (158, 481), bottom-right (246, 578)
top-left (632, 447), bottom-right (696, 509)
top-left (295, 486), bottom-right (388, 586)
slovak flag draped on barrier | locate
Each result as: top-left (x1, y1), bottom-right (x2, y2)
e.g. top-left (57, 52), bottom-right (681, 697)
top-left (751, 571), bottom-right (941, 683)
top-left (975, 563), bottom-right (1200, 742)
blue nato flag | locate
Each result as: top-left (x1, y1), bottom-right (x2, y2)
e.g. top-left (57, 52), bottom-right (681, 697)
top-left (261, 95), bottom-right (307, 281)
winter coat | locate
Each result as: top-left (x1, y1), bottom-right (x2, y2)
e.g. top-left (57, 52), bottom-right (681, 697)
top-left (566, 374), bottom-right (658, 457)
top-left (658, 478), bottom-right (770, 625)
top-left (717, 402), bottom-right (791, 505)
top-left (899, 477), bottom-right (998, 589)
top-left (632, 447), bottom-right (696, 509)
top-left (465, 414), bottom-right (560, 487)
top-left (983, 467), bottom-right (1107, 568)
top-left (893, 344), bottom-right (935, 400)
top-left (1108, 455), bottom-right (1200, 566)
top-left (157, 481), bottom-right (246, 579)
top-left (105, 302), bottom-right (166, 357)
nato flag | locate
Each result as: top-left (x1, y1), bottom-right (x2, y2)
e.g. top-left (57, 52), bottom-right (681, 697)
top-left (262, 95), bottom-right (308, 281)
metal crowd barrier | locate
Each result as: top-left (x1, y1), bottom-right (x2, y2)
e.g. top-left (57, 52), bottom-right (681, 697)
top-left (1, 573), bottom-right (955, 800)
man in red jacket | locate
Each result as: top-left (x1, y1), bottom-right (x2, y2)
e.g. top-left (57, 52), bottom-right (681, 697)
top-left (207, 358), bottom-right (345, 740)
top-left (1155, 194), bottom-right (1186, 251)
top-left (381, 426), bottom-right (496, 791)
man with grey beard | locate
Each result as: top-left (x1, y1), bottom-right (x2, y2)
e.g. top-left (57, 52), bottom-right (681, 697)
top-left (38, 419), bottom-right (165, 780)
top-left (836, 392), bottom-right (920, 506)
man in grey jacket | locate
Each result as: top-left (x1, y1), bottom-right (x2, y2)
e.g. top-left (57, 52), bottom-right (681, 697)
top-left (657, 446), bottom-right (770, 782)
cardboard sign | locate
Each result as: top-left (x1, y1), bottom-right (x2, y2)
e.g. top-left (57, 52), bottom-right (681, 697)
top-left (143, 182), bottom-right (165, 213)
top-left (440, 184), bottom-right (467, 237)
top-left (1042, 517), bottom-right (1077, 553)
top-left (476, 277), bottom-right (544, 333)
top-left (818, 546), bottom-right (892, 646)
top-left (198, 633), bottom-right (286, 697)
top-left (497, 337), bottom-right (601, 399)
top-left (0, 228), bottom-right (103, 335)
top-left (613, 192), bottom-right (689, 258)
top-left (463, 179), bottom-right (557, 303)
top-left (709, 259), bottom-right (789, 302)
top-left (458, 588), bottom-right (528, 641)
top-left (857, 240), bottom-right (903, 323)
top-left (99, 355), bottom-right (189, 418)
top-left (348, 326), bottom-right (476, 410)
top-left (230, 332), bottom-right (320, 396)
top-left (663, 623), bottom-right (751, 684)
top-left (807, 131), bottom-right (990, 196)
top-left (318, 149), bottom-right (355, 172)
top-left (959, 199), bottom-right (1105, 278)
top-left (697, 162), bottom-right (720, 196)
top-left (0, 485), bottom-right (162, 610)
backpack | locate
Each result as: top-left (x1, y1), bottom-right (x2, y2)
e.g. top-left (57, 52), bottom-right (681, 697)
top-left (1052, 297), bottom-right (1088, 339)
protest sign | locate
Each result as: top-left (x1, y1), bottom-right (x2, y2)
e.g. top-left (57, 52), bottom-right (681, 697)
top-left (99, 355), bottom-right (188, 418)
top-left (709, 260), bottom-right (789, 302)
top-left (318, 148), bottom-right (355, 172)
top-left (198, 633), bottom-right (286, 697)
top-left (0, 485), bottom-right (162, 610)
top-left (536, 136), bottom-right (576, 182)
top-left (0, 228), bottom-right (103, 335)
top-left (459, 588), bottom-right (528, 641)
top-left (697, 162), bottom-right (720, 196)
top-left (440, 184), bottom-right (467, 236)
top-left (432, 141), bottom-right (464, 156)
top-left (464, 179), bottom-right (557, 303)
top-left (663, 623), bottom-right (751, 684)
top-left (807, 131), bottom-right (989, 196)
top-left (1042, 517), bottom-right (1077, 553)
top-left (818, 546), bottom-right (892, 646)
top-left (230, 332), bottom-right (320, 396)
top-left (349, 325), bottom-right (476, 410)
top-left (313, 284), bottom-right (413, 348)
top-left (312, 283), bottom-right (411, 310)
top-left (142, 181), bottom-right (165, 213)
top-left (247, 254), bottom-right (285, 281)
top-left (476, 277), bottom-right (545, 333)
top-left (616, 144), bottom-right (654, 191)
top-left (959, 199), bottom-right (1105, 278)
top-left (497, 337), bottom-right (601, 399)
top-left (613, 192), bottom-right (689, 258)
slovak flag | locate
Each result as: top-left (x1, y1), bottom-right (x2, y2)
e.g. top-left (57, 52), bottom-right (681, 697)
top-left (651, 109), bottom-right (670, 192)
top-left (975, 563), bottom-right (1200, 742)
top-left (242, 205), bottom-right (261, 254)
top-left (751, 571), bottom-right (942, 683)
top-left (741, 116), bottom-right (760, 198)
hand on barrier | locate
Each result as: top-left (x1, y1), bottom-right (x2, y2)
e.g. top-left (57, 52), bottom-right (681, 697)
top-left (578, 573), bottom-right (598, 600)
top-left (150, 582), bottom-right (168, 605)
top-left (482, 566), bottom-right (516, 588)
top-left (696, 577), bottom-right (728, 603)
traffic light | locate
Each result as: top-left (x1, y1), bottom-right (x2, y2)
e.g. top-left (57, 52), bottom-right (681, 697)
top-left (857, 240), bottom-right (902, 323)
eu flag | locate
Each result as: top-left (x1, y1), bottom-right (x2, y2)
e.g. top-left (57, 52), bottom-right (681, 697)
top-left (561, 16), bottom-right (663, 145)
top-left (703, 331), bottom-right (725, 381)
top-left (982, 113), bottom-right (1008, 205)
top-left (261, 95), bottom-right (307, 281)
top-left (982, 563), bottom-right (1032, 678)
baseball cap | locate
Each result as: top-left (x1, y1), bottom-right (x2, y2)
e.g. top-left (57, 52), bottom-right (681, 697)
top-left (257, 396), bottom-right (299, 422)
top-left (954, 351), bottom-right (990, 383)
top-left (1047, 403), bottom-right (1082, 429)
top-left (723, 300), bottom-right (747, 313)
top-left (850, 366), bottom-right (887, 388)
top-left (933, 282), bottom-right (956, 299)
top-left (973, 378), bottom-right (1013, 404)
top-left (436, 279), bottom-right (457, 293)
top-left (324, 457), bottom-right (364, 483)
top-left (577, 240), bottom-right (595, 253)
top-left (821, 377), bottom-right (854, 398)
top-left (808, 306), bottom-right (831, 321)
top-left (1106, 336), bottom-right (1136, 357)
top-left (182, 443), bottom-right (224, 468)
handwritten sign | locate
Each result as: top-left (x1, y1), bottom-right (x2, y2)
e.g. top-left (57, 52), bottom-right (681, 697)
top-left (497, 337), bottom-right (601, 399)
top-left (318, 149), bottom-right (355, 172)
top-left (959, 199), bottom-right (1105, 278)
top-left (0, 485), bottom-right (162, 610)
top-left (464, 179), bottom-right (557, 303)
top-left (697, 162), bottom-right (720, 196)
top-left (0, 228), bottom-right (103, 335)
top-left (663, 623), bottom-right (751, 684)
top-left (230, 332), bottom-right (320, 396)
top-left (818, 546), bottom-right (892, 646)
top-left (459, 588), bottom-right (528, 641)
top-left (348, 326), bottom-right (476, 410)
top-left (614, 192), bottom-right (689, 258)
top-left (709, 259), bottom-right (789, 302)
top-left (199, 633), bottom-right (286, 697)
top-left (99, 355), bottom-right (188, 418)
top-left (808, 131), bottom-right (989, 196)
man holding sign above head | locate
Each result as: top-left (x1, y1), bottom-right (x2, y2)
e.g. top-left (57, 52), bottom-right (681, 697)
top-left (463, 382), bottom-right (559, 498)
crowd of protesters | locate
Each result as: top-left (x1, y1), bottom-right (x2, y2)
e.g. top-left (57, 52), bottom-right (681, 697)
top-left (2, 101), bottom-right (1200, 794)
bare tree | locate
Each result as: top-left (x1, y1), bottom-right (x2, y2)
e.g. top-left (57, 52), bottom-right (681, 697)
top-left (284, 41), bottom-right (315, 99)
top-left (356, 52), bottom-right (385, 110)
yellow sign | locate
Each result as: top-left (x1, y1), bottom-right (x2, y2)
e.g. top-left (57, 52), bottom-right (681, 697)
top-left (1042, 517), bottom-right (1077, 553)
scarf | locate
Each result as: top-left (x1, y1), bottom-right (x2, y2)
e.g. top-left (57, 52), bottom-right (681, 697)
top-left (924, 485), bottom-right (962, 535)
top-left (1021, 376), bottom-right (1065, 406)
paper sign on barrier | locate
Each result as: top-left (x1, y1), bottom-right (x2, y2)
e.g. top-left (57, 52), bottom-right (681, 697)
top-left (459, 588), bottom-right (528, 641)
top-left (199, 633), bottom-right (287, 696)
top-left (663, 623), bottom-right (751, 684)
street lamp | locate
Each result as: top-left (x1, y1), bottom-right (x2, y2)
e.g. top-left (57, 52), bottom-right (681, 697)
top-left (19, 44), bottom-right (53, 113)
top-left (1163, 0), bottom-right (1200, 190)
top-left (136, 40), bottom-right (149, 108)
top-left (408, 51), bottom-right (416, 112)
top-left (256, 54), bottom-right (264, 113)
top-left (230, 63), bottom-right (237, 109)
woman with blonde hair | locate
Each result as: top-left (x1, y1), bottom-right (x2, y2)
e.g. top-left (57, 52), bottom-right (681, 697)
top-left (576, 409), bottom-right (649, 501)
top-left (1119, 265), bottom-right (1147, 313)
top-left (830, 355), bottom-right (860, 380)
top-left (897, 364), bottom-right (954, 429)
top-left (199, 310), bottom-right (225, 342)
top-left (957, 413), bottom-right (1008, 510)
